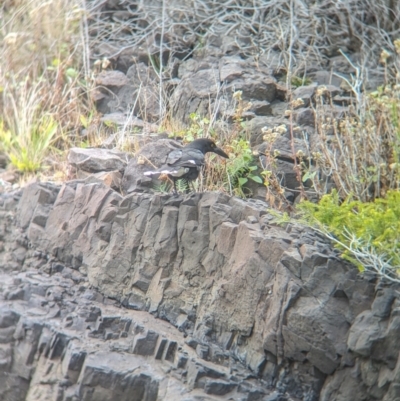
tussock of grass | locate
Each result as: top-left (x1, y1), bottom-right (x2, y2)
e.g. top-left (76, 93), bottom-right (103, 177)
top-left (1, 116), bottom-right (57, 173)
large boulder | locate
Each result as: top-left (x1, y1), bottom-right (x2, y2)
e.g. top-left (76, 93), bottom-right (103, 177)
top-left (68, 148), bottom-right (129, 173)
top-left (94, 63), bottom-right (160, 121)
top-left (169, 56), bottom-right (279, 124)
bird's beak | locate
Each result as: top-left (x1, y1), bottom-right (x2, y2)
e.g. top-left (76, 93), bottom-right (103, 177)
top-left (213, 147), bottom-right (229, 158)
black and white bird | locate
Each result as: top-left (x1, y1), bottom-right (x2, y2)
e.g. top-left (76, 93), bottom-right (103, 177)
top-left (144, 138), bottom-right (229, 194)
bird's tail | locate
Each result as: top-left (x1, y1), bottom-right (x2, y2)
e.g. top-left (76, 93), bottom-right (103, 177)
top-left (143, 170), bottom-right (163, 176)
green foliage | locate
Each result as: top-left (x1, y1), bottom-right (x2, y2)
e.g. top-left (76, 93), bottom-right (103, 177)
top-left (0, 0), bottom-right (94, 180)
top-left (291, 75), bottom-right (312, 88)
top-left (148, 53), bottom-right (162, 75)
top-left (369, 84), bottom-right (400, 173)
top-left (80, 112), bottom-right (95, 129)
top-left (152, 179), bottom-right (189, 194)
top-left (314, 49), bottom-right (400, 201)
top-left (297, 190), bottom-right (400, 279)
top-left (152, 180), bottom-right (171, 193)
top-left (0, 116), bottom-right (58, 173)
top-left (170, 113), bottom-right (212, 143)
top-left (225, 138), bottom-right (262, 197)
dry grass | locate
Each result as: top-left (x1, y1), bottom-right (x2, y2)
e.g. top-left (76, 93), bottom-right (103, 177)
top-left (309, 47), bottom-right (400, 202)
top-left (0, 0), bottom-right (95, 178)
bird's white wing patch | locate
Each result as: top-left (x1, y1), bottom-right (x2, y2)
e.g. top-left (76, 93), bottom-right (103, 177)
top-left (144, 167), bottom-right (190, 177)
top-left (168, 167), bottom-right (190, 177)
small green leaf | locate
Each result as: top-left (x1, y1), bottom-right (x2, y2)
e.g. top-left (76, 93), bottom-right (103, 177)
top-left (66, 68), bottom-right (78, 78)
top-left (249, 175), bottom-right (263, 184)
top-left (52, 58), bottom-right (61, 67)
top-left (80, 115), bottom-right (88, 128)
top-left (238, 177), bottom-right (248, 186)
top-left (302, 171), bottom-right (317, 182)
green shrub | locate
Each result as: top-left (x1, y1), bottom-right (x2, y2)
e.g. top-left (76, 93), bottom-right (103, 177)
top-left (291, 75), bottom-right (312, 88)
top-left (296, 190), bottom-right (400, 282)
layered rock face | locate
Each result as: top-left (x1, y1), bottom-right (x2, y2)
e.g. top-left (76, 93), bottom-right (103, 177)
top-left (0, 182), bottom-right (399, 401)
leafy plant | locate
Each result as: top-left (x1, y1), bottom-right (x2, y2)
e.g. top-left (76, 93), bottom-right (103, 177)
top-left (80, 112), bottom-right (96, 129)
top-left (257, 124), bottom-right (292, 208)
top-left (295, 189), bottom-right (400, 282)
top-left (153, 179), bottom-right (189, 194)
top-left (170, 113), bottom-right (212, 143)
top-left (224, 138), bottom-right (262, 197)
top-left (152, 180), bottom-right (172, 194)
top-left (166, 93), bottom-right (263, 198)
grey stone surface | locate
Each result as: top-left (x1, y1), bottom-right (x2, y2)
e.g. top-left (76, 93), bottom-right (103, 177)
top-left (95, 70), bottom-right (129, 87)
top-left (68, 148), bottom-right (129, 173)
top-left (1, 182), bottom-right (399, 401)
top-left (292, 84), bottom-right (317, 107)
top-left (169, 56), bottom-right (279, 125)
top-left (0, 266), bottom-right (264, 401)
top-left (292, 107), bottom-right (315, 126)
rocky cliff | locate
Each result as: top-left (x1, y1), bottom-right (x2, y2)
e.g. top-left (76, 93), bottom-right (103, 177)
top-left (1, 181), bottom-right (399, 401)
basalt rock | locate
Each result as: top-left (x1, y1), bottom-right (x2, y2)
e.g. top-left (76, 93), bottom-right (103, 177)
top-left (0, 182), bottom-right (399, 401)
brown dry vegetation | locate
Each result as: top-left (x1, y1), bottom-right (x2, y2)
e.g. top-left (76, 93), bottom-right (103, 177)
top-left (0, 0), bottom-right (92, 180)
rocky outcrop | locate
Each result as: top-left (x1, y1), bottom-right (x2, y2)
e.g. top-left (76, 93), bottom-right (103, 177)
top-left (0, 267), bottom-right (269, 401)
top-left (89, 49), bottom-right (352, 202)
top-left (94, 63), bottom-right (161, 122)
top-left (1, 182), bottom-right (399, 401)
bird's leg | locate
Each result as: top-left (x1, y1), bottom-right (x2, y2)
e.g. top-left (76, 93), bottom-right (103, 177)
top-left (173, 179), bottom-right (179, 196)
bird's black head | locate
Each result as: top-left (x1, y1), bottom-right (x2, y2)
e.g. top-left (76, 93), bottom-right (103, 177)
top-left (185, 138), bottom-right (229, 158)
